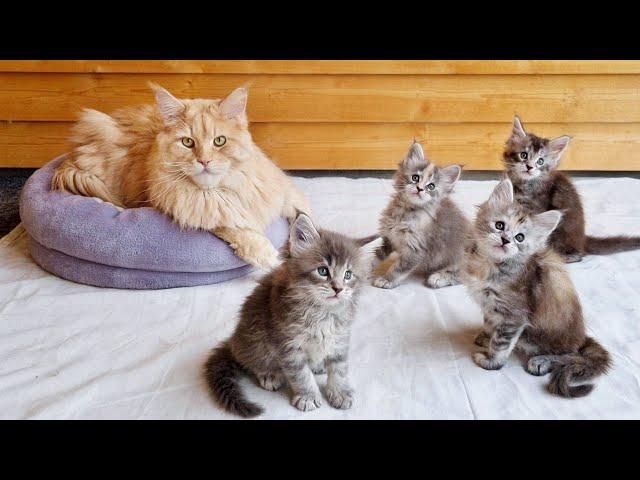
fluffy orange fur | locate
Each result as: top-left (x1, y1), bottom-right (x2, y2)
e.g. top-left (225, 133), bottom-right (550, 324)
top-left (51, 84), bottom-right (310, 269)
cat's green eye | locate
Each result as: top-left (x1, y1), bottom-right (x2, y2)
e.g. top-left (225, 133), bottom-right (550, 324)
top-left (181, 137), bottom-right (195, 148)
top-left (411, 174), bottom-right (420, 183)
top-left (520, 152), bottom-right (528, 160)
top-left (214, 135), bottom-right (227, 147)
top-left (317, 266), bottom-right (329, 277)
top-left (495, 221), bottom-right (505, 231)
top-left (515, 233), bottom-right (525, 242)
top-left (427, 183), bottom-right (436, 191)
top-left (536, 158), bottom-right (544, 166)
top-left (344, 270), bottom-right (352, 280)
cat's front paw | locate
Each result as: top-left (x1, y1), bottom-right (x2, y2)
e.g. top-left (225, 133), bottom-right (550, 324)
top-left (291, 392), bottom-right (323, 412)
top-left (526, 356), bottom-right (555, 376)
top-left (474, 331), bottom-right (490, 348)
top-left (425, 271), bottom-right (457, 289)
top-left (258, 373), bottom-right (284, 391)
top-left (326, 386), bottom-right (354, 410)
top-left (473, 352), bottom-right (504, 370)
top-left (235, 239), bottom-right (280, 270)
top-left (372, 277), bottom-right (397, 289)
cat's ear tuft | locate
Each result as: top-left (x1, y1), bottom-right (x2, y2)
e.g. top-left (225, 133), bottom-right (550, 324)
top-left (149, 83), bottom-right (184, 123)
top-left (532, 210), bottom-right (563, 237)
top-left (488, 178), bottom-right (514, 208)
top-left (219, 87), bottom-right (248, 120)
top-left (548, 135), bottom-right (571, 159)
top-left (439, 164), bottom-right (462, 191)
top-left (356, 235), bottom-right (384, 259)
top-left (512, 115), bottom-right (527, 138)
top-left (403, 141), bottom-right (425, 169)
top-left (289, 213), bottom-right (320, 253)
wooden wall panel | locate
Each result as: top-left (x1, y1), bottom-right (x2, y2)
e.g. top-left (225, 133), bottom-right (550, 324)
top-left (0, 61), bottom-right (638, 170)
top-left (3, 121), bottom-right (638, 170)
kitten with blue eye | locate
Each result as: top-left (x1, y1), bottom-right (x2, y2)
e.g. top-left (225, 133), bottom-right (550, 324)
top-left (505, 115), bottom-right (640, 262)
top-left (462, 178), bottom-right (611, 397)
top-left (204, 213), bottom-right (382, 417)
top-left (373, 141), bottom-right (470, 289)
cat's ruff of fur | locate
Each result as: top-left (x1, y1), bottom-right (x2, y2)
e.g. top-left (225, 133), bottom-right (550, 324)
top-left (51, 84), bottom-right (310, 270)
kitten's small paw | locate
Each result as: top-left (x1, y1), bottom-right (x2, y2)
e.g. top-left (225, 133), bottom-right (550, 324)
top-left (292, 392), bottom-right (323, 412)
top-left (526, 356), bottom-right (554, 376)
top-left (326, 386), bottom-right (354, 410)
top-left (258, 373), bottom-right (284, 391)
top-left (473, 352), bottom-right (504, 370)
top-left (372, 277), bottom-right (397, 289)
top-left (474, 332), bottom-right (490, 348)
top-left (425, 271), bottom-right (457, 289)
top-left (311, 363), bottom-right (327, 375)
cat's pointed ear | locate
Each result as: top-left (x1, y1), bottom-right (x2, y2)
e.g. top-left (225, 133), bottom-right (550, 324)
top-left (439, 164), bottom-right (462, 192)
top-left (219, 87), bottom-right (248, 120)
top-left (548, 135), bottom-right (571, 160)
top-left (149, 83), bottom-right (184, 123)
top-left (532, 210), bottom-right (563, 238)
top-left (488, 178), bottom-right (514, 208)
top-left (403, 141), bottom-right (426, 169)
top-left (512, 115), bottom-right (527, 138)
top-left (356, 235), bottom-right (384, 260)
top-left (289, 213), bottom-right (320, 254)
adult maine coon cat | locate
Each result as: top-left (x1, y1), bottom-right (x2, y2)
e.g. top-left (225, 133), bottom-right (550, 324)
top-left (52, 84), bottom-right (310, 269)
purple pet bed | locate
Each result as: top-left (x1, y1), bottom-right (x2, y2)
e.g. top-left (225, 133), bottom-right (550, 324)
top-left (19, 156), bottom-right (290, 289)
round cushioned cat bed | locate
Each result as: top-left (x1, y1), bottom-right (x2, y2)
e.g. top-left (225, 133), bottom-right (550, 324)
top-left (19, 156), bottom-right (289, 289)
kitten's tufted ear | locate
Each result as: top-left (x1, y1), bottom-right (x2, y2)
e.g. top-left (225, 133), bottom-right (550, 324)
top-left (356, 235), bottom-right (384, 260)
top-left (548, 135), bottom-right (571, 161)
top-left (512, 115), bottom-right (527, 139)
top-left (289, 213), bottom-right (320, 254)
top-left (149, 83), bottom-right (184, 124)
top-left (403, 141), bottom-right (426, 169)
top-left (439, 164), bottom-right (462, 192)
top-left (219, 87), bottom-right (248, 121)
top-left (532, 210), bottom-right (563, 238)
top-left (488, 178), bottom-right (514, 208)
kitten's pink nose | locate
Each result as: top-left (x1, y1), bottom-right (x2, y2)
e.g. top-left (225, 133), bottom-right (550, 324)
top-left (332, 286), bottom-right (343, 295)
top-left (197, 159), bottom-right (211, 167)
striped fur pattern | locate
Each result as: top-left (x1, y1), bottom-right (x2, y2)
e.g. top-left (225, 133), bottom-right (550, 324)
top-left (373, 141), bottom-right (470, 289)
top-left (204, 214), bottom-right (382, 417)
top-left (462, 178), bottom-right (611, 398)
top-left (504, 115), bottom-right (640, 262)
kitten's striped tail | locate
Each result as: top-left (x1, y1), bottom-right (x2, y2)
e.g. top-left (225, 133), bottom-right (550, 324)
top-left (585, 235), bottom-right (640, 255)
top-left (547, 337), bottom-right (611, 398)
top-left (204, 343), bottom-right (263, 418)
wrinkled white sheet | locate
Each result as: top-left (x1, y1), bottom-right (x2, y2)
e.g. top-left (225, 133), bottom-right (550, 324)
top-left (1, 176), bottom-right (640, 419)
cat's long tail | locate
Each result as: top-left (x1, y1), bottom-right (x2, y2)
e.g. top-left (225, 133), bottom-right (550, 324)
top-left (547, 337), bottom-right (611, 398)
top-left (204, 343), bottom-right (263, 418)
top-left (585, 235), bottom-right (640, 255)
top-left (51, 159), bottom-right (120, 206)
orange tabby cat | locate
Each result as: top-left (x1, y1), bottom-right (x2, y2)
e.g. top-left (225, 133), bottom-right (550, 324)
top-left (52, 84), bottom-right (310, 269)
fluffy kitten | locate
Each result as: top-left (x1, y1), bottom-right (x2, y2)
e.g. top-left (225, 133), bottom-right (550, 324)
top-left (373, 141), bottom-right (470, 289)
top-left (462, 178), bottom-right (611, 397)
top-left (204, 214), bottom-right (382, 417)
top-left (52, 84), bottom-right (310, 269)
top-left (504, 115), bottom-right (640, 262)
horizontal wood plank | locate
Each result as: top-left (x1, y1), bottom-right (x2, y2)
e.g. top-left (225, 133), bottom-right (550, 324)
top-left (2, 121), bottom-right (638, 170)
top-left (1, 73), bottom-right (639, 123)
top-left (1, 60), bottom-right (640, 75)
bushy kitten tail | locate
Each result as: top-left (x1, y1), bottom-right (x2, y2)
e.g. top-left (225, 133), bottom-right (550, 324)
top-left (204, 343), bottom-right (263, 418)
top-left (547, 337), bottom-right (611, 398)
top-left (584, 235), bottom-right (640, 255)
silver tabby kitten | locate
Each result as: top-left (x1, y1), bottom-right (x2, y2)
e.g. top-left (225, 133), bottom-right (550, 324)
top-left (462, 179), bottom-right (611, 397)
top-left (374, 141), bottom-right (470, 289)
top-left (205, 213), bottom-right (382, 417)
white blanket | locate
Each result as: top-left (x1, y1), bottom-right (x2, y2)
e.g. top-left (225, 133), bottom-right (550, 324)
top-left (1, 176), bottom-right (639, 419)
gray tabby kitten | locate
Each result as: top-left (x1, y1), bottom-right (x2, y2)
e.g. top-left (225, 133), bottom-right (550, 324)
top-left (205, 213), bottom-right (382, 417)
top-left (374, 141), bottom-right (470, 289)
top-left (462, 179), bottom-right (611, 397)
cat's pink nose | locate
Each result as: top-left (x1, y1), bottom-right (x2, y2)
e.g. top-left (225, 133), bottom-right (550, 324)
top-left (332, 286), bottom-right (343, 295)
top-left (197, 159), bottom-right (211, 167)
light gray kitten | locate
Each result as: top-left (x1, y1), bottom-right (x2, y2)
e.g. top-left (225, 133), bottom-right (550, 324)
top-left (373, 141), bottom-right (471, 289)
top-left (462, 179), bottom-right (610, 397)
top-left (205, 213), bottom-right (382, 417)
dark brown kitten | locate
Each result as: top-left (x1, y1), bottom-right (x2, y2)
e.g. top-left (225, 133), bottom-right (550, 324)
top-left (503, 115), bottom-right (640, 262)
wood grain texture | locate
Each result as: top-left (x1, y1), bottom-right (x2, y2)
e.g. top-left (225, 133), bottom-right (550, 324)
top-left (1, 73), bottom-right (639, 123)
top-left (1, 60), bottom-right (639, 74)
top-left (3, 121), bottom-right (638, 170)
